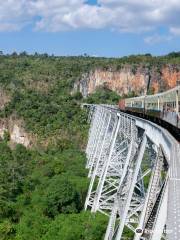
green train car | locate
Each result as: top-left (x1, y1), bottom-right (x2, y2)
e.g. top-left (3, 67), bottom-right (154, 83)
top-left (119, 86), bottom-right (180, 140)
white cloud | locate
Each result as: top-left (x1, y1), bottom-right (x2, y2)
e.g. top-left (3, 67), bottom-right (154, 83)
top-left (144, 34), bottom-right (173, 44)
top-left (0, 0), bottom-right (180, 35)
top-left (0, 0), bottom-right (32, 31)
top-left (170, 27), bottom-right (180, 36)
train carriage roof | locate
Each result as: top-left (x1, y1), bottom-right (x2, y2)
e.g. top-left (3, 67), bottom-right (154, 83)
top-left (125, 95), bottom-right (144, 104)
top-left (125, 86), bottom-right (180, 104)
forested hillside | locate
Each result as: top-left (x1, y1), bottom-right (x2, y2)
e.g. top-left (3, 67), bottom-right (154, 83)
top-left (0, 53), bottom-right (120, 240)
top-left (0, 52), bottom-right (180, 240)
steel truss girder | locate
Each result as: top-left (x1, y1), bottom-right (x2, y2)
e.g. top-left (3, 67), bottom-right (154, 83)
top-left (134, 146), bottom-right (168, 240)
top-left (111, 133), bottom-right (148, 240)
top-left (105, 141), bottom-right (168, 240)
top-left (85, 106), bottom-right (138, 214)
top-left (84, 105), bottom-right (169, 240)
top-left (86, 106), bottom-right (106, 168)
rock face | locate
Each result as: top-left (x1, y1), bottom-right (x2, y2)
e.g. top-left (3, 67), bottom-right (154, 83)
top-left (10, 124), bottom-right (30, 147)
top-left (0, 89), bottom-right (11, 109)
top-left (0, 87), bottom-right (32, 147)
top-left (0, 117), bottom-right (31, 147)
top-left (0, 121), bottom-right (7, 139)
top-left (75, 65), bottom-right (180, 97)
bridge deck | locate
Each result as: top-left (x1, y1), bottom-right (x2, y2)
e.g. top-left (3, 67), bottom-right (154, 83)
top-left (119, 107), bottom-right (180, 240)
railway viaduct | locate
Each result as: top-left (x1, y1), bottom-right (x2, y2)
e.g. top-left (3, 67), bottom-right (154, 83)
top-left (84, 104), bottom-right (180, 240)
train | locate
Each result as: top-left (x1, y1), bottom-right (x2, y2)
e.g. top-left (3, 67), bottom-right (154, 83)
top-left (118, 86), bottom-right (180, 140)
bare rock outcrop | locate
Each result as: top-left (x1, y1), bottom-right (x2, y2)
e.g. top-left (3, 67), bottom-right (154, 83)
top-left (75, 65), bottom-right (180, 97)
top-left (0, 117), bottom-right (32, 147)
top-left (0, 88), bottom-right (11, 109)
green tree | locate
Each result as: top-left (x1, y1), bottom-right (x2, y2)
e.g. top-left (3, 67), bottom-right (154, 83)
top-left (42, 212), bottom-right (108, 240)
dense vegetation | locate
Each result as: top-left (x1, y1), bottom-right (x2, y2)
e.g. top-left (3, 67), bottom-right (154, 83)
top-left (86, 86), bottom-right (120, 104)
top-left (0, 138), bottom-right (110, 240)
top-left (0, 51), bottom-right (180, 239)
top-left (0, 53), bottom-right (121, 240)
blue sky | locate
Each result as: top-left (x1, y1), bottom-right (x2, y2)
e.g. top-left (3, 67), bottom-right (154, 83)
top-left (0, 0), bottom-right (180, 57)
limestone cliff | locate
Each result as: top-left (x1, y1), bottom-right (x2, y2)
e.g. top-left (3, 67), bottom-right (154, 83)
top-left (0, 116), bottom-right (33, 148)
top-left (75, 65), bottom-right (180, 97)
top-left (0, 88), bottom-right (11, 109)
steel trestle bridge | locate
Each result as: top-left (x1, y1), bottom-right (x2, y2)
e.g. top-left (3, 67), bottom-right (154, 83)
top-left (84, 104), bottom-right (180, 240)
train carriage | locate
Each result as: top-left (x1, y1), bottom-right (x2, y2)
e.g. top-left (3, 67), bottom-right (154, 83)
top-left (119, 86), bottom-right (180, 140)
